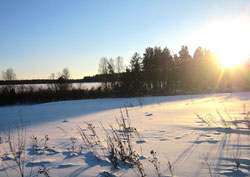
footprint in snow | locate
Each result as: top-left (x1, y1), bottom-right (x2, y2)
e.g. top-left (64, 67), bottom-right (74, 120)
top-left (136, 140), bottom-right (146, 144)
top-left (189, 140), bottom-right (218, 144)
top-left (99, 171), bottom-right (116, 177)
top-left (139, 156), bottom-right (146, 160)
top-left (26, 160), bottom-right (51, 167)
top-left (58, 164), bottom-right (76, 169)
top-left (207, 140), bottom-right (218, 144)
top-left (200, 134), bottom-right (211, 137)
top-left (145, 112), bottom-right (153, 116)
top-left (214, 132), bottom-right (221, 135)
top-left (160, 138), bottom-right (168, 141)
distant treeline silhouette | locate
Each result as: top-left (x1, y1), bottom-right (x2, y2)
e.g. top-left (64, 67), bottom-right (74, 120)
top-left (0, 79), bottom-right (97, 85)
top-left (0, 68), bottom-right (112, 105)
top-left (95, 45), bottom-right (250, 96)
top-left (1, 45), bottom-right (250, 105)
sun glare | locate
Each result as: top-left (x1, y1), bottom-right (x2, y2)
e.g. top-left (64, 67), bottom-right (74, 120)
top-left (193, 17), bottom-right (250, 68)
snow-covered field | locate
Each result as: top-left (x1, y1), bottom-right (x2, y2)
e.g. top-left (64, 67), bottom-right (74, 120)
top-left (1, 92), bottom-right (250, 177)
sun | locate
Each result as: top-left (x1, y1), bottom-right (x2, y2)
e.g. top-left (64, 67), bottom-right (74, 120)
top-left (215, 19), bottom-right (250, 67)
top-left (193, 17), bottom-right (250, 68)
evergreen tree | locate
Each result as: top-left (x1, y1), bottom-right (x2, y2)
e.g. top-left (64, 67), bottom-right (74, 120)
top-left (127, 53), bottom-right (144, 95)
top-left (130, 52), bottom-right (142, 72)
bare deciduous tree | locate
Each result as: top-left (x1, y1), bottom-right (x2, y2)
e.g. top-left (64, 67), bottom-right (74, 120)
top-left (1, 68), bottom-right (17, 92)
top-left (48, 73), bottom-right (56, 80)
top-left (48, 68), bottom-right (72, 92)
top-left (1, 68), bottom-right (16, 81)
top-left (115, 56), bottom-right (125, 73)
top-left (62, 68), bottom-right (70, 80)
top-left (98, 57), bottom-right (109, 75)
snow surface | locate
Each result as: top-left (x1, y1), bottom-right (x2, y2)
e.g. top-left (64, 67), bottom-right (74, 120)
top-left (1, 92), bottom-right (250, 176)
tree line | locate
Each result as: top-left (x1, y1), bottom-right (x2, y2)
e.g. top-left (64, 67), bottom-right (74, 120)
top-left (97, 45), bottom-right (250, 96)
top-left (0, 68), bottom-right (112, 105)
top-left (1, 45), bottom-right (250, 105)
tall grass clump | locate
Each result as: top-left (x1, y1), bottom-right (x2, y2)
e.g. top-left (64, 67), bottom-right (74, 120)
top-left (149, 150), bottom-right (161, 177)
top-left (76, 123), bottom-right (102, 160)
top-left (196, 109), bottom-right (240, 129)
top-left (57, 127), bottom-right (79, 156)
top-left (76, 108), bottom-right (146, 176)
top-left (101, 109), bottom-right (146, 176)
top-left (1, 115), bottom-right (27, 177)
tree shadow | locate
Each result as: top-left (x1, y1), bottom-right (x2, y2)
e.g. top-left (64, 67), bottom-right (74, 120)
top-left (189, 127), bottom-right (250, 135)
top-left (65, 151), bottom-right (111, 177)
top-left (217, 157), bottom-right (250, 177)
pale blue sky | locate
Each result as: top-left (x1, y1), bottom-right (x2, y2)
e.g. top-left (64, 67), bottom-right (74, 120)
top-left (0, 0), bottom-right (249, 79)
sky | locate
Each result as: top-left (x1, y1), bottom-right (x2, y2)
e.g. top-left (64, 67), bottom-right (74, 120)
top-left (0, 0), bottom-right (250, 79)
